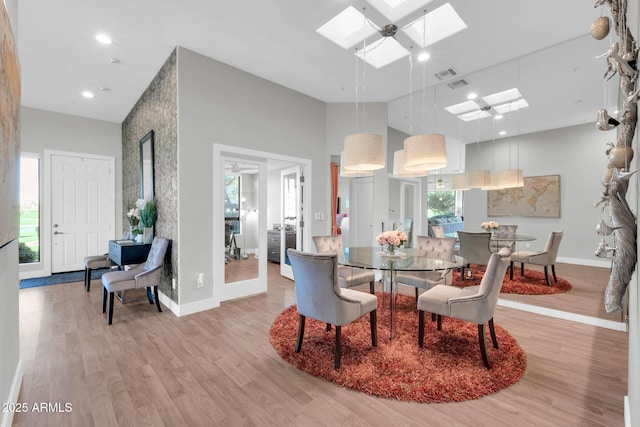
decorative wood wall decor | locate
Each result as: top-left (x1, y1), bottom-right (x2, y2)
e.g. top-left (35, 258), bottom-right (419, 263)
top-left (593, 0), bottom-right (639, 313)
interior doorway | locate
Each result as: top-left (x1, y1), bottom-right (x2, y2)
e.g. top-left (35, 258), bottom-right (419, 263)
top-left (213, 144), bottom-right (311, 303)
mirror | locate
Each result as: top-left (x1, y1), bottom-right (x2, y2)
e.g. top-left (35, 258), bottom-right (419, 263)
top-left (139, 130), bottom-right (155, 201)
top-left (224, 160), bottom-right (259, 284)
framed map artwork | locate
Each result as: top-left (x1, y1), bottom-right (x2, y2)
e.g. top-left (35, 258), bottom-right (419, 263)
top-left (0, 3), bottom-right (21, 248)
top-left (487, 175), bottom-right (560, 218)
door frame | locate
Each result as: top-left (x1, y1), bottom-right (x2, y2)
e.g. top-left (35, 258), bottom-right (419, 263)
top-left (40, 150), bottom-right (115, 278)
top-left (213, 144), bottom-right (312, 304)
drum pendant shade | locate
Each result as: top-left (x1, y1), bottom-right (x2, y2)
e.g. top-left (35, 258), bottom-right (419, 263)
top-left (340, 151), bottom-right (373, 177)
top-left (450, 173), bottom-right (469, 190)
top-left (393, 150), bottom-right (427, 177)
top-left (343, 133), bottom-right (385, 171)
top-left (403, 134), bottom-right (447, 171)
top-left (493, 169), bottom-right (524, 189)
top-left (466, 169), bottom-right (491, 189)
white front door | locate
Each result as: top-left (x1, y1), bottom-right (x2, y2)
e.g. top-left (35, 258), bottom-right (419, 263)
top-left (51, 153), bottom-right (114, 273)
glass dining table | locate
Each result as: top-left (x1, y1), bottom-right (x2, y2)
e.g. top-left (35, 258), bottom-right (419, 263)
top-left (340, 246), bottom-right (466, 340)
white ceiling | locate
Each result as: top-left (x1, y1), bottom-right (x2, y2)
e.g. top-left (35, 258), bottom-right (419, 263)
top-left (17, 0), bottom-right (615, 147)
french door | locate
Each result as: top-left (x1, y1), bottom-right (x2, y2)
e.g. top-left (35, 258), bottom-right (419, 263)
top-left (280, 166), bottom-right (304, 280)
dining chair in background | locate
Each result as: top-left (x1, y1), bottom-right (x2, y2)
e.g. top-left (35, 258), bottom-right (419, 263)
top-left (417, 248), bottom-right (512, 368)
top-left (101, 237), bottom-right (169, 325)
top-left (313, 235), bottom-right (376, 294)
top-left (510, 231), bottom-right (564, 286)
top-left (457, 231), bottom-right (493, 280)
top-left (396, 236), bottom-right (457, 300)
top-left (491, 224), bottom-right (518, 252)
top-left (287, 249), bottom-right (378, 369)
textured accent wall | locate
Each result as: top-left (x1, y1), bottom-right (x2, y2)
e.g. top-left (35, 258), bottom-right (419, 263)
top-left (122, 49), bottom-right (178, 302)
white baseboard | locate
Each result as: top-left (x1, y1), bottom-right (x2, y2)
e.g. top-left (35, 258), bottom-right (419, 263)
top-left (0, 358), bottom-right (23, 427)
top-left (556, 256), bottom-right (612, 269)
top-left (624, 395), bottom-right (630, 427)
top-left (158, 291), bottom-right (219, 317)
top-left (497, 299), bottom-right (627, 332)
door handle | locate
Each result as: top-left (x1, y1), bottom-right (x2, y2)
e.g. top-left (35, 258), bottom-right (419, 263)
top-left (53, 231), bottom-right (63, 235)
top-left (53, 224), bottom-right (58, 228)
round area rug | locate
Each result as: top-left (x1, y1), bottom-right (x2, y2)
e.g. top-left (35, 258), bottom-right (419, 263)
top-left (269, 294), bottom-right (527, 403)
top-left (454, 266), bottom-right (572, 295)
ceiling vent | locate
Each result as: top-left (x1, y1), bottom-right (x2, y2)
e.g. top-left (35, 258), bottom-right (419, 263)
top-left (434, 68), bottom-right (458, 80)
top-left (447, 79), bottom-right (470, 90)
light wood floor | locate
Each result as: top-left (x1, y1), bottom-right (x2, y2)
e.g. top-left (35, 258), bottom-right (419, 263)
top-left (15, 262), bottom-right (627, 426)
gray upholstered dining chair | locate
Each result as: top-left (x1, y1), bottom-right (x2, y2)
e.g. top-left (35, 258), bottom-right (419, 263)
top-left (101, 237), bottom-right (169, 325)
top-left (287, 249), bottom-right (378, 370)
top-left (417, 248), bottom-right (511, 369)
top-left (313, 235), bottom-right (376, 294)
top-left (430, 225), bottom-right (445, 238)
top-left (457, 231), bottom-right (493, 280)
top-left (83, 254), bottom-right (112, 292)
top-left (396, 236), bottom-right (457, 300)
top-left (510, 231), bottom-right (563, 286)
top-left (490, 224), bottom-right (518, 252)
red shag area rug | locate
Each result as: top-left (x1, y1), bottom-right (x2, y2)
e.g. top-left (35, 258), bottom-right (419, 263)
top-left (269, 294), bottom-right (527, 403)
top-left (453, 266), bottom-right (572, 295)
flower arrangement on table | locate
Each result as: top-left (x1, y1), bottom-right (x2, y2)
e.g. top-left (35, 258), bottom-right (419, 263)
top-left (376, 230), bottom-right (408, 255)
top-left (127, 199), bottom-right (157, 242)
top-left (481, 221), bottom-right (500, 232)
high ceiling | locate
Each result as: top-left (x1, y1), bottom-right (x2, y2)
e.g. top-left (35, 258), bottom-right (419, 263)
top-left (17, 0), bottom-right (614, 147)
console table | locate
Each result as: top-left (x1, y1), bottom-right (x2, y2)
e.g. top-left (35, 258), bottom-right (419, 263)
top-left (108, 240), bottom-right (152, 267)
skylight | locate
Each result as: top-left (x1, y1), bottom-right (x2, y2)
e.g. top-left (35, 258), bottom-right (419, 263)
top-left (444, 88), bottom-right (529, 121)
top-left (482, 88), bottom-right (521, 106)
top-left (403, 3), bottom-right (467, 48)
top-left (316, 6), bottom-right (379, 49)
top-left (367, 0), bottom-right (434, 22)
top-left (492, 99), bottom-right (529, 114)
top-left (355, 37), bottom-right (409, 69)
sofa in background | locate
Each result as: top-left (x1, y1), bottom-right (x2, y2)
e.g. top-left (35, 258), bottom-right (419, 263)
top-left (428, 216), bottom-right (464, 236)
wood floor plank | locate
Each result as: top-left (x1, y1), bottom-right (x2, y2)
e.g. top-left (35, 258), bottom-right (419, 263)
top-left (14, 263), bottom-right (627, 426)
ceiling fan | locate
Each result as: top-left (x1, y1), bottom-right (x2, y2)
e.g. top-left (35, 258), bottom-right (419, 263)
top-left (316, 2), bottom-right (467, 69)
top-left (226, 161), bottom-right (257, 174)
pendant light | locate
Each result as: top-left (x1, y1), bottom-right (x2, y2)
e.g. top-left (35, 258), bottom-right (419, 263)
top-left (402, 11), bottom-right (447, 173)
top-left (340, 151), bottom-right (374, 177)
top-left (393, 149), bottom-right (427, 177)
top-left (342, 8), bottom-right (385, 171)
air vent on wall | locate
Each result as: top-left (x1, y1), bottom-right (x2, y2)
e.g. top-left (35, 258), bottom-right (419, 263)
top-left (434, 68), bottom-right (458, 80)
top-left (447, 79), bottom-right (470, 90)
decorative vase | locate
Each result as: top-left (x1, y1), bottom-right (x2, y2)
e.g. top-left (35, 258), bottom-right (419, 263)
top-left (386, 244), bottom-right (397, 255)
top-left (135, 233), bottom-right (143, 243)
top-left (143, 227), bottom-right (153, 244)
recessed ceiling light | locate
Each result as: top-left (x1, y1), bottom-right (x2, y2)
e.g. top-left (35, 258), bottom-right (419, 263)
top-left (494, 114), bottom-right (504, 120)
top-left (499, 131), bottom-right (507, 135)
top-left (95, 33), bottom-right (112, 45)
top-left (467, 92), bottom-right (477, 100)
top-left (82, 91), bottom-right (95, 98)
top-left (417, 51), bottom-right (430, 62)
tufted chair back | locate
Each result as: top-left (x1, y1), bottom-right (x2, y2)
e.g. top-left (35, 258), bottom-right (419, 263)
top-left (312, 235), bottom-right (343, 256)
top-left (458, 231), bottom-right (493, 266)
top-left (414, 236), bottom-right (456, 261)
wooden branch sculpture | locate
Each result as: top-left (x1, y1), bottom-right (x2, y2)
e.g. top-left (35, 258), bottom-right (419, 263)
top-left (594, 0), bottom-right (639, 313)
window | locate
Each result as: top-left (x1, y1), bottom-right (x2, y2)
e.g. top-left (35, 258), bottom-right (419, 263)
top-left (19, 155), bottom-right (40, 264)
top-left (427, 190), bottom-right (458, 219)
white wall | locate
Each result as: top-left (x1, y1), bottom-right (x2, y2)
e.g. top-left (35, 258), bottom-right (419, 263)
top-left (20, 107), bottom-right (123, 276)
top-left (177, 47), bottom-right (326, 306)
top-left (463, 123), bottom-right (612, 265)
